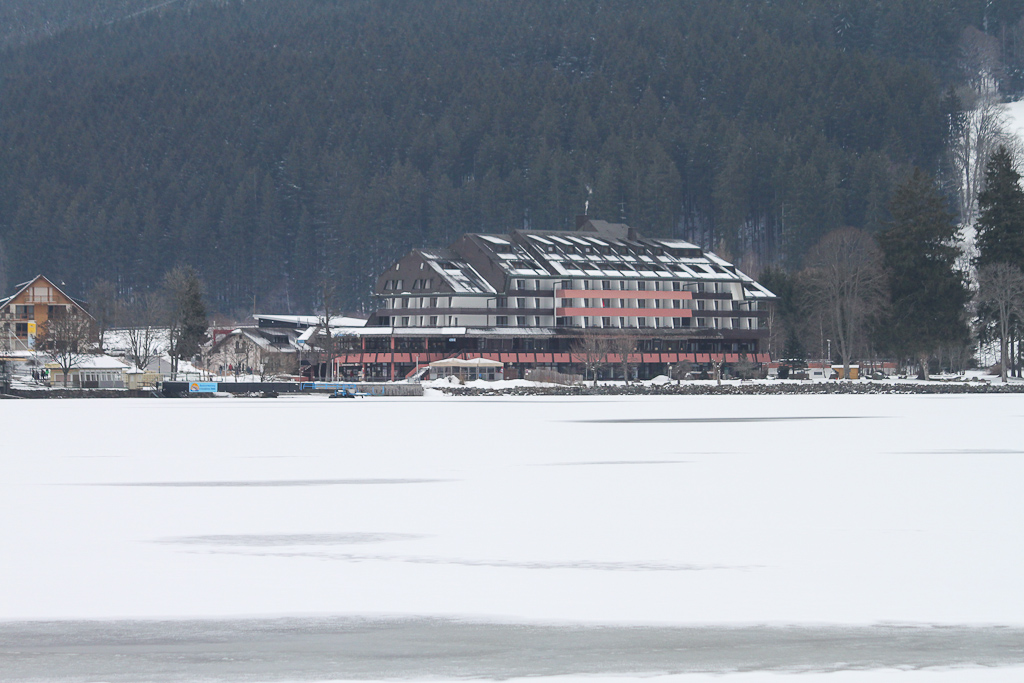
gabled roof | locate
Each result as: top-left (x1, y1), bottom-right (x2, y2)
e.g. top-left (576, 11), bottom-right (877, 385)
top-left (0, 275), bottom-right (93, 317)
top-left (209, 326), bottom-right (305, 353)
top-left (413, 248), bottom-right (497, 294)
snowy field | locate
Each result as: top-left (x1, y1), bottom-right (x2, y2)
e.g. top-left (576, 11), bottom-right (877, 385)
top-left (2, 393), bottom-right (1024, 682)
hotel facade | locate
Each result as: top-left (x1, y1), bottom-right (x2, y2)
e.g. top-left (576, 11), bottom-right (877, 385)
top-left (325, 218), bottom-right (776, 381)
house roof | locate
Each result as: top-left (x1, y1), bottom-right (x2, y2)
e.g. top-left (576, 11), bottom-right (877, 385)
top-left (210, 326), bottom-right (305, 353)
top-left (254, 314), bottom-right (367, 328)
top-left (45, 354), bottom-right (129, 370)
top-left (0, 275), bottom-right (93, 316)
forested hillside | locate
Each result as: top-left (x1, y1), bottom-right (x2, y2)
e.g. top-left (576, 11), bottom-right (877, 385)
top-left (1, 0), bottom-right (1023, 315)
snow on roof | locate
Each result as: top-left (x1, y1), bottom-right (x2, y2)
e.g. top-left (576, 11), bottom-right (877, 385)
top-left (426, 260), bottom-right (496, 294)
top-left (63, 354), bottom-right (130, 370)
top-left (479, 235), bottom-right (510, 245)
top-left (429, 357), bottom-right (503, 367)
top-left (655, 238), bottom-right (700, 250)
top-left (255, 314), bottom-right (367, 328)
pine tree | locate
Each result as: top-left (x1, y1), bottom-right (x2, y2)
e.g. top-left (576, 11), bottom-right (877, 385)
top-left (877, 169), bottom-right (970, 376)
top-left (163, 266), bottom-right (208, 378)
top-left (975, 145), bottom-right (1024, 269)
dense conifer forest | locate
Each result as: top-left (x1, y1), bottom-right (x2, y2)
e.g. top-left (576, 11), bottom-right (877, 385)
top-left (1, 0), bottom-right (1023, 315)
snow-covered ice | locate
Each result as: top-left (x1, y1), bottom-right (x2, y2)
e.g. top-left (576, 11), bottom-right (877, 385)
top-left (1, 393), bottom-right (1023, 681)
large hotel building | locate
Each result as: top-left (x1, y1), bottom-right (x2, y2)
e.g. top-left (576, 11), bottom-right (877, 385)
top-left (324, 218), bottom-right (776, 380)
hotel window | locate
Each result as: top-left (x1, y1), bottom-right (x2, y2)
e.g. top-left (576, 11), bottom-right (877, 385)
top-left (15, 322), bottom-right (28, 336)
top-left (637, 281), bottom-right (646, 291)
top-left (602, 280), bottom-right (611, 290)
top-left (15, 305), bottom-right (33, 319)
top-left (430, 297), bottom-right (437, 307)
top-left (429, 316), bottom-right (438, 326)
top-left (602, 299), bottom-right (611, 308)
top-left (619, 280), bottom-right (626, 290)
top-left (534, 280), bottom-right (541, 290)
top-left (495, 316), bottom-right (508, 326)
top-left (697, 317), bottom-right (706, 327)
top-left (401, 317), bottom-right (410, 326)
top-left (602, 317), bottom-right (612, 327)
top-left (517, 298), bottom-right (527, 308)
top-left (517, 316), bottom-right (527, 326)
top-left (516, 279), bottom-right (526, 290)
top-left (534, 298), bottom-right (541, 308)
top-left (673, 281), bottom-right (681, 291)
top-left (534, 316), bottom-right (542, 326)
top-left (619, 317), bottom-right (626, 327)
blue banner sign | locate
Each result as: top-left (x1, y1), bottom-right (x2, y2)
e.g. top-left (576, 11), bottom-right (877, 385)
top-left (188, 382), bottom-right (219, 393)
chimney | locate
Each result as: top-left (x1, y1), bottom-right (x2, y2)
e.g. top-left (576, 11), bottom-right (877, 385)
top-left (575, 214), bottom-right (589, 230)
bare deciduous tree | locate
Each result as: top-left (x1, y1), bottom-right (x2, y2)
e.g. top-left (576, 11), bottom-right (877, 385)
top-left (87, 279), bottom-right (118, 352)
top-left (39, 307), bottom-right (94, 387)
top-left (570, 328), bottom-right (610, 386)
top-left (949, 28), bottom-right (1019, 239)
top-left (949, 94), bottom-right (1010, 231)
top-left (607, 331), bottom-right (637, 384)
top-left (799, 228), bottom-right (888, 380)
top-left (123, 292), bottom-right (163, 372)
top-left (976, 262), bottom-right (1024, 383)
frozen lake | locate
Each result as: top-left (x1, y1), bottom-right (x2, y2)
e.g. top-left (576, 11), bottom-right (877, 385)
top-left (2, 393), bottom-right (1023, 681)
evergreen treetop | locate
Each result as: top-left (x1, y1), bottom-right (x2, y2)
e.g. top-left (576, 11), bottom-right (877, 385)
top-left (877, 169), bottom-right (970, 360)
top-left (975, 145), bottom-right (1024, 269)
